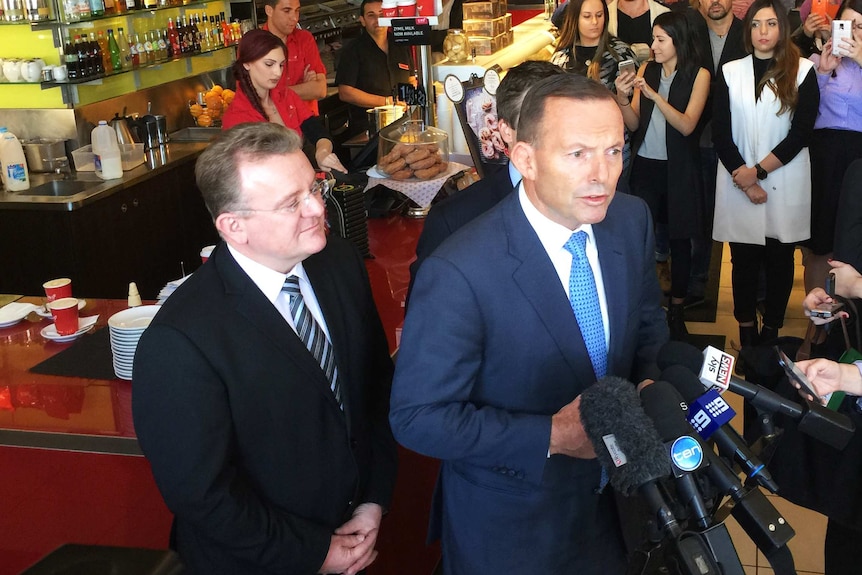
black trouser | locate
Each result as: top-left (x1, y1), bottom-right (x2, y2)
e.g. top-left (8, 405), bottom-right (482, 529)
top-left (632, 156), bottom-right (692, 300)
top-left (826, 518), bottom-right (862, 575)
top-left (729, 239), bottom-right (796, 328)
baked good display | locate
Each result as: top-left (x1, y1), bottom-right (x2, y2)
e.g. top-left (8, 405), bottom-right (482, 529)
top-left (376, 120), bottom-right (449, 181)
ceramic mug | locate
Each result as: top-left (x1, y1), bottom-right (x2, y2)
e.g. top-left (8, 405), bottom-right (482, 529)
top-left (21, 59), bottom-right (45, 83)
top-left (3, 59), bottom-right (22, 83)
top-left (53, 64), bottom-right (68, 82)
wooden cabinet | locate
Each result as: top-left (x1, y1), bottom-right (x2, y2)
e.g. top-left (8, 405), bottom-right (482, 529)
top-left (0, 161), bottom-right (218, 299)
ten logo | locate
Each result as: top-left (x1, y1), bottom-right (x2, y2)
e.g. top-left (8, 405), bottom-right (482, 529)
top-left (670, 436), bottom-right (703, 472)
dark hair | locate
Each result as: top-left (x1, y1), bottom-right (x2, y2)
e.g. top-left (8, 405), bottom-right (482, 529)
top-left (263, 0), bottom-right (281, 9)
top-left (742, 0), bottom-right (800, 114)
top-left (517, 74), bottom-right (617, 147)
top-left (554, 0), bottom-right (623, 80)
top-left (652, 12), bottom-right (701, 78)
top-left (232, 29), bottom-right (288, 122)
top-left (360, 0), bottom-right (381, 14)
top-left (196, 122), bottom-right (303, 220)
top-left (496, 61), bottom-right (566, 130)
top-left (837, 0), bottom-right (862, 25)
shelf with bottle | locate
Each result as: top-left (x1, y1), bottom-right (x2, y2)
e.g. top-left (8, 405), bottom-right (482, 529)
top-left (56, 0), bottom-right (236, 25)
top-left (0, 0), bottom-right (56, 23)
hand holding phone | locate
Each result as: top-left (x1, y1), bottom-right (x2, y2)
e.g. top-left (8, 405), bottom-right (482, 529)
top-left (617, 59), bottom-right (636, 77)
top-left (776, 347), bottom-right (824, 401)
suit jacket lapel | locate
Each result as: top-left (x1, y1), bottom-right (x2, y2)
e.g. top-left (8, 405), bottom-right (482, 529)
top-left (501, 195), bottom-right (598, 391)
top-left (593, 216), bottom-right (628, 377)
top-left (215, 245), bottom-right (346, 416)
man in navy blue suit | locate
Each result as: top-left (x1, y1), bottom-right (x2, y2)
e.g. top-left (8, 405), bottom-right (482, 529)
top-left (406, 61), bottom-right (566, 306)
top-left (391, 75), bottom-right (668, 574)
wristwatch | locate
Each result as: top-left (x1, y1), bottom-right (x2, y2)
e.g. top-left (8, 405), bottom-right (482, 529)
top-left (755, 163), bottom-right (768, 180)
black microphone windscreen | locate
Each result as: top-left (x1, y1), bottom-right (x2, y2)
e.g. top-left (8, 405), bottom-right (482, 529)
top-left (639, 380), bottom-right (694, 441)
top-left (579, 376), bottom-right (670, 496)
top-left (657, 341), bottom-right (705, 374)
top-left (661, 364), bottom-right (709, 403)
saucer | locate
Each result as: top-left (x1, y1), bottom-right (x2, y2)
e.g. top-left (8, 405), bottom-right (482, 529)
top-left (41, 315), bottom-right (99, 343)
top-left (0, 302), bottom-right (39, 328)
top-left (35, 299), bottom-right (87, 319)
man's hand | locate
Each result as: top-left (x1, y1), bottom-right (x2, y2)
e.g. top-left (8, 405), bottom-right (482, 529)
top-left (318, 531), bottom-right (378, 575)
top-left (796, 358), bottom-right (862, 399)
top-left (732, 165), bottom-right (758, 190)
top-left (303, 64), bottom-right (318, 83)
top-left (324, 503), bottom-right (383, 575)
top-left (743, 183), bottom-right (768, 205)
top-left (549, 395), bottom-right (596, 459)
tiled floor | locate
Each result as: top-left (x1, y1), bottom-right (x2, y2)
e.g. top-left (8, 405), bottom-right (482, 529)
top-left (688, 244), bottom-right (827, 575)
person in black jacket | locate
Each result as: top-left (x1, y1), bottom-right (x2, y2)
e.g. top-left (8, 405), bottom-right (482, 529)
top-left (684, 0), bottom-right (748, 306)
top-left (406, 61), bottom-right (566, 307)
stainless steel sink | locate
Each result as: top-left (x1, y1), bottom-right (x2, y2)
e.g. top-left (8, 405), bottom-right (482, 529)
top-left (18, 180), bottom-right (92, 197)
top-left (170, 127), bottom-right (222, 142)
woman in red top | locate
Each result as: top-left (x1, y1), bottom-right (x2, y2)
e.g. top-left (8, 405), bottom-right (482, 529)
top-left (222, 29), bottom-right (346, 173)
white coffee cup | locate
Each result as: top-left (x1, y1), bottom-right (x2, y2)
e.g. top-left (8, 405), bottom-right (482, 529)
top-left (3, 59), bottom-right (22, 83)
top-left (53, 64), bottom-right (68, 82)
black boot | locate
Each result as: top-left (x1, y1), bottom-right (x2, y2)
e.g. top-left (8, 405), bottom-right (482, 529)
top-left (667, 303), bottom-right (688, 341)
top-left (736, 325), bottom-right (759, 376)
top-left (760, 325), bottom-right (779, 343)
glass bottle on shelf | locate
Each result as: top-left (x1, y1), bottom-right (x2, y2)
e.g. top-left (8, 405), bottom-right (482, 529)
top-left (88, 0), bottom-right (104, 17)
top-left (167, 17), bottom-right (180, 57)
top-left (107, 28), bottom-right (121, 72)
top-left (89, 32), bottom-right (105, 74)
top-left (158, 29), bottom-right (168, 60)
top-left (117, 26), bottom-right (130, 69)
top-left (97, 30), bottom-right (112, 73)
top-left (143, 0), bottom-right (156, 9)
top-left (76, 0), bottom-right (91, 19)
top-left (123, 0), bottom-right (134, 12)
top-left (4, 0), bottom-right (25, 21)
top-left (443, 29), bottom-right (469, 63)
top-left (64, 35), bottom-right (80, 80)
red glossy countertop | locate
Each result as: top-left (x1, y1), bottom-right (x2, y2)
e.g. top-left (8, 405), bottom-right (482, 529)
top-left (0, 215), bottom-right (425, 454)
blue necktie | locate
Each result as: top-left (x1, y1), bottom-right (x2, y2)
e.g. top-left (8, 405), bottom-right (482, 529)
top-left (564, 231), bottom-right (607, 378)
top-left (282, 276), bottom-right (342, 408)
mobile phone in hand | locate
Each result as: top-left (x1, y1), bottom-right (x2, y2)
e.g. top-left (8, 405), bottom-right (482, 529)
top-left (776, 347), bottom-right (822, 399)
top-left (618, 59), bottom-right (636, 76)
top-left (832, 20), bottom-right (852, 56)
top-left (810, 301), bottom-right (844, 318)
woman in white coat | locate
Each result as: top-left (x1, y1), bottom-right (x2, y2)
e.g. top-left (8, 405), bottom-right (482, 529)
top-left (712, 0), bottom-right (819, 352)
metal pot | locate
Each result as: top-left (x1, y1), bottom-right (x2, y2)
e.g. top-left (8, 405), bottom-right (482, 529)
top-left (110, 114), bottom-right (135, 146)
top-left (22, 138), bottom-right (67, 173)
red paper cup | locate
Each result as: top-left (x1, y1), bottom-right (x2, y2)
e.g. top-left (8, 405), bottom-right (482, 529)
top-left (397, 0), bottom-right (416, 16)
top-left (382, 1), bottom-right (398, 17)
top-left (416, 0), bottom-right (434, 16)
top-left (200, 244), bottom-right (215, 263)
top-left (51, 297), bottom-right (79, 336)
top-left (43, 278), bottom-right (72, 302)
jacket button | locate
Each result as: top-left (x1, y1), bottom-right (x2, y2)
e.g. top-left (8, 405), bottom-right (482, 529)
top-left (508, 469), bottom-right (516, 477)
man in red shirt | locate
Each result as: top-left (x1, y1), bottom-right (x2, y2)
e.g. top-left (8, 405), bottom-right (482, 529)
top-left (262, 0), bottom-right (327, 115)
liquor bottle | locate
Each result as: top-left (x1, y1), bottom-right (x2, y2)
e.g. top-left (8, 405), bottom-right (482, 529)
top-left (220, 12), bottom-right (230, 46)
top-left (144, 31), bottom-right (155, 64)
top-left (64, 36), bottom-right (80, 80)
top-left (129, 33), bottom-right (140, 67)
top-left (97, 31), bottom-right (112, 73)
top-left (76, 0), bottom-right (91, 18)
top-left (212, 15), bottom-right (222, 47)
top-left (158, 29), bottom-right (168, 60)
top-left (201, 13), bottom-right (212, 50)
top-left (104, 0), bottom-right (115, 14)
top-left (167, 18), bottom-right (179, 57)
top-left (88, 0), bottom-right (104, 17)
top-left (73, 35), bottom-right (89, 77)
top-left (89, 32), bottom-right (105, 74)
top-left (180, 16), bottom-right (191, 53)
top-left (107, 28), bottom-right (121, 72)
top-left (231, 20), bottom-right (241, 42)
top-left (117, 26), bottom-right (131, 69)
top-left (192, 14), bottom-right (201, 52)
top-left (143, 0), bottom-right (156, 9)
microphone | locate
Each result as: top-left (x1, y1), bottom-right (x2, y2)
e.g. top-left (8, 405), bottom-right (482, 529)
top-left (640, 381), bottom-right (712, 529)
top-left (661, 365), bottom-right (779, 493)
top-left (578, 376), bottom-right (679, 537)
top-left (642, 381), bottom-right (796, 554)
top-left (657, 341), bottom-right (803, 418)
top-left (658, 341), bottom-right (855, 450)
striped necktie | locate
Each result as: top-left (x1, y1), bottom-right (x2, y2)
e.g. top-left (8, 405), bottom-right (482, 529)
top-left (564, 231), bottom-right (608, 378)
top-left (282, 275), bottom-right (342, 408)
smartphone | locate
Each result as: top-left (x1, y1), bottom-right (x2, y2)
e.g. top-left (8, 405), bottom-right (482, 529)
top-left (810, 301), bottom-right (844, 318)
top-left (833, 20), bottom-right (853, 56)
top-left (825, 272), bottom-right (836, 296)
top-left (776, 347), bottom-right (822, 399)
top-left (618, 59), bottom-right (636, 76)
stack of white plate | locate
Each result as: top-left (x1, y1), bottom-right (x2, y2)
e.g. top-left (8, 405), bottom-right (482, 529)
top-left (108, 305), bottom-right (160, 380)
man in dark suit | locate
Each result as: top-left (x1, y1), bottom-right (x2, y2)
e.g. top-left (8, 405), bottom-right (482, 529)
top-left (390, 75), bottom-right (668, 574)
top-left (685, 0), bottom-right (747, 306)
top-left (406, 61), bottom-right (566, 305)
top-left (133, 123), bottom-right (397, 575)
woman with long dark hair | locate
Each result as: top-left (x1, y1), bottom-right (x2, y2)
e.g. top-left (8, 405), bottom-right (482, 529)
top-left (802, 0), bottom-right (862, 293)
top-left (614, 11), bottom-right (710, 339)
top-left (712, 0), bottom-right (819, 353)
top-left (552, 0), bottom-right (638, 184)
top-left (222, 29), bottom-right (346, 172)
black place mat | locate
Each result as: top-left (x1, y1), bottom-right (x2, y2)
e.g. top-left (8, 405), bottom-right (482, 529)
top-left (29, 328), bottom-right (116, 380)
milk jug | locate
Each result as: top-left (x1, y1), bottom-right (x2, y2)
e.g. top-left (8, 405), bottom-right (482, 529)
top-left (91, 120), bottom-right (123, 180)
top-left (0, 127), bottom-right (30, 192)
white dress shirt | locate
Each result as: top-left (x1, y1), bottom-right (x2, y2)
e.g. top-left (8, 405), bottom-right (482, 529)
top-left (518, 185), bottom-right (611, 348)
